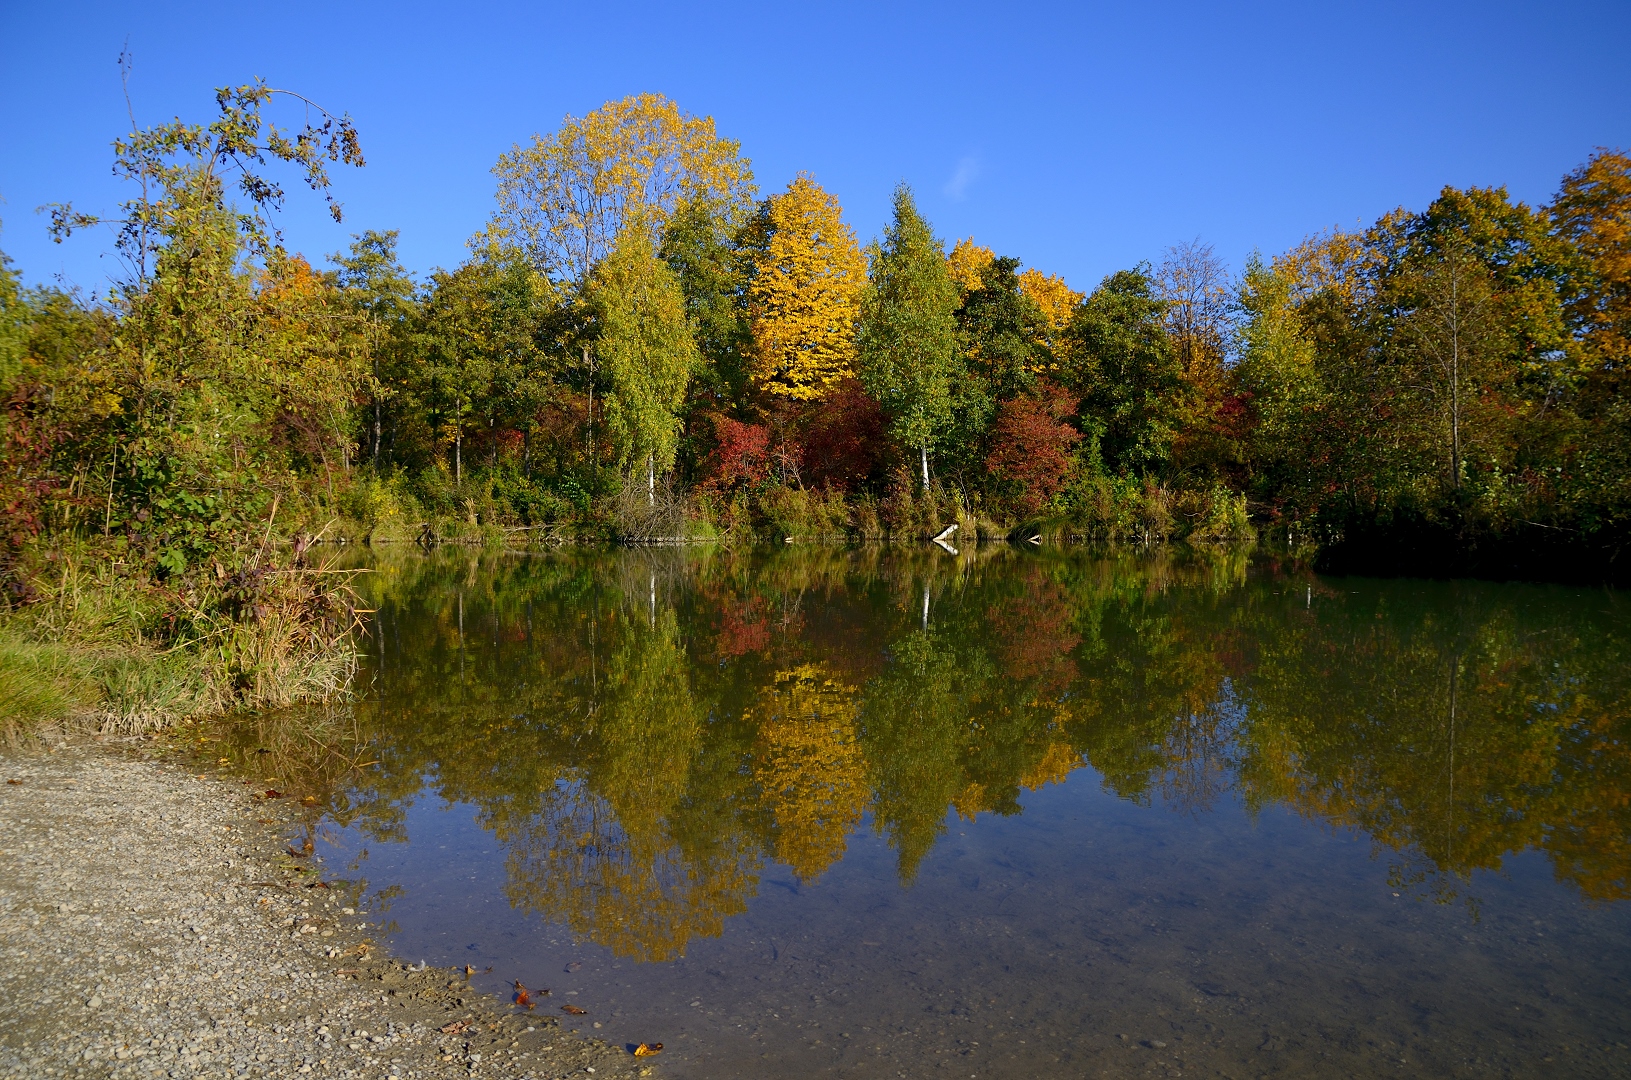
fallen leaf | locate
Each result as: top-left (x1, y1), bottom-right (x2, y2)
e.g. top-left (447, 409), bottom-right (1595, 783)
top-left (565, 961), bottom-right (582, 973)
top-left (5, 779), bottom-right (20, 785)
top-left (286, 846), bottom-right (309, 859)
top-left (439, 1019), bottom-right (472, 1035)
top-left (514, 981), bottom-right (535, 1010)
top-left (305, 880), bottom-right (329, 889)
top-left (301, 795), bottom-right (319, 806)
top-left (464, 965), bottom-right (475, 977)
top-left (263, 790), bottom-right (284, 799)
top-left (561, 1005), bottom-right (587, 1015)
top-left (634, 1043), bottom-right (663, 1057)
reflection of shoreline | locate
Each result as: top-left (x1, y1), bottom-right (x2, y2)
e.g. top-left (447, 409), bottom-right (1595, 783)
top-left (227, 549), bottom-right (1631, 959)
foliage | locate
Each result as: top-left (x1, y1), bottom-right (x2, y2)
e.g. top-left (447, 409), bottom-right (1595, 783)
top-left (1065, 267), bottom-right (1188, 477)
top-left (492, 93), bottom-right (756, 286)
top-left (744, 175), bottom-right (868, 401)
top-left (1552, 149), bottom-right (1631, 369)
top-left (857, 186), bottom-right (962, 486)
top-left (590, 227), bottom-right (699, 494)
top-left (984, 385), bottom-right (1083, 517)
top-left (946, 237), bottom-right (994, 293)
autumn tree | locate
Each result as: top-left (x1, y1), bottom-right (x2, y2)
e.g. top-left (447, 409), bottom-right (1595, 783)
top-left (743, 174), bottom-right (867, 401)
top-left (984, 386), bottom-right (1083, 517)
top-left (492, 94), bottom-right (756, 286)
top-left (858, 186), bottom-right (961, 489)
top-left (944, 256), bottom-right (1050, 477)
top-left (1551, 148), bottom-right (1631, 369)
top-left (1386, 237), bottom-right (1511, 497)
top-left (1157, 239), bottom-right (1242, 479)
top-left (1017, 267), bottom-right (1083, 365)
top-left (40, 77), bottom-right (368, 573)
top-left (591, 227), bottom-right (698, 503)
top-left (946, 237), bottom-right (994, 293)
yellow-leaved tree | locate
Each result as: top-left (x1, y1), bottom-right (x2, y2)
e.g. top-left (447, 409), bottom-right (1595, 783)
top-left (1017, 267), bottom-right (1083, 364)
top-left (947, 237), bottom-right (994, 293)
top-left (492, 93), bottom-right (756, 284)
top-left (745, 174), bottom-right (867, 400)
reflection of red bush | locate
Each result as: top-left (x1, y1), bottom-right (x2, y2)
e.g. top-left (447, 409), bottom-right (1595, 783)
top-left (986, 568), bottom-right (1079, 696)
top-left (715, 595), bottom-right (772, 659)
top-left (984, 385), bottom-right (1082, 517)
top-left (799, 379), bottom-right (888, 492)
top-left (699, 417), bottom-right (771, 493)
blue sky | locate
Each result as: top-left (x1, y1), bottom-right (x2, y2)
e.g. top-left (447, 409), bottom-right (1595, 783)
top-left (2, 1), bottom-right (1627, 295)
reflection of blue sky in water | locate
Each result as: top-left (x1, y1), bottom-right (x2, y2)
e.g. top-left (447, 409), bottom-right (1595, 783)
top-left (288, 548), bottom-right (1631, 1078)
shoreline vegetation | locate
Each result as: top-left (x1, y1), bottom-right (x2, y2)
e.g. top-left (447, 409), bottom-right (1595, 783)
top-left (2, 78), bottom-right (1630, 738)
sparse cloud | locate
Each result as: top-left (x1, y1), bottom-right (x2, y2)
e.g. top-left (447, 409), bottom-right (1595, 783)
top-left (943, 155), bottom-right (981, 201)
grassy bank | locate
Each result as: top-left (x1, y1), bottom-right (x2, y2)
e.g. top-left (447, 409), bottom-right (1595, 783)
top-left (0, 545), bottom-right (360, 742)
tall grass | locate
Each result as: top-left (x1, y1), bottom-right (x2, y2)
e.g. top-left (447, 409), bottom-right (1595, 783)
top-left (0, 544), bottom-right (363, 740)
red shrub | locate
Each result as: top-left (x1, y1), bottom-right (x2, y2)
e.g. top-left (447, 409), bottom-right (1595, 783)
top-left (799, 379), bottom-right (889, 492)
top-left (984, 385), bottom-right (1083, 517)
top-left (699, 416), bottom-right (771, 492)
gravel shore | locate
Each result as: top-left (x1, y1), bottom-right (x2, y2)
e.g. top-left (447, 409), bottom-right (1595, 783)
top-left (0, 742), bottom-right (658, 1080)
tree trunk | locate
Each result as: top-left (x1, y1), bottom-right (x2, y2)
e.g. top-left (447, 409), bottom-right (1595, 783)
top-left (920, 445), bottom-right (930, 491)
top-left (648, 453), bottom-right (656, 507)
top-left (454, 394), bottom-right (462, 485)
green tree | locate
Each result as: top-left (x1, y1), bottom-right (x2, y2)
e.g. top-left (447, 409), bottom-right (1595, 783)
top-left (591, 228), bottom-right (699, 503)
top-left (413, 239), bottom-right (558, 485)
top-left (330, 230), bottom-right (417, 467)
top-left (660, 199), bottom-right (753, 413)
top-left (1065, 268), bottom-right (1186, 476)
top-left (858, 186), bottom-right (961, 489)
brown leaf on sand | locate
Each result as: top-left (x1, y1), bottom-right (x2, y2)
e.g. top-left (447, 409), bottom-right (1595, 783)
top-left (514, 981), bottom-right (535, 1010)
top-left (301, 795), bottom-right (319, 806)
top-left (634, 1042), bottom-right (663, 1057)
top-left (6, 779), bottom-right (22, 785)
top-left (263, 789), bottom-right (284, 799)
top-left (561, 1004), bottom-right (587, 1015)
top-left (439, 1019), bottom-right (473, 1035)
top-left (464, 964), bottom-right (476, 977)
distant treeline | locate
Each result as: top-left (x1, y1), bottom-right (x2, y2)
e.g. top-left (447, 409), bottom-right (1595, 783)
top-left (3, 88), bottom-right (1630, 587)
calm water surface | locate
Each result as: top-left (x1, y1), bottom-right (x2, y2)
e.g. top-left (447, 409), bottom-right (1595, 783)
top-left (221, 547), bottom-right (1631, 1078)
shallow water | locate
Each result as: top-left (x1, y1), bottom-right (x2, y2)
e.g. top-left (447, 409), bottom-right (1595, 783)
top-left (223, 547), bottom-right (1631, 1077)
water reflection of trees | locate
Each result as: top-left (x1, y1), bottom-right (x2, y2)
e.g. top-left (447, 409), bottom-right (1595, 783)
top-left (307, 547), bottom-right (1629, 960)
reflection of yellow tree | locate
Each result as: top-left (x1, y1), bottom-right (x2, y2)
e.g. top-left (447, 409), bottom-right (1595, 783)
top-left (497, 611), bottom-right (759, 961)
top-left (751, 665), bottom-right (866, 883)
top-left (500, 784), bottom-right (757, 962)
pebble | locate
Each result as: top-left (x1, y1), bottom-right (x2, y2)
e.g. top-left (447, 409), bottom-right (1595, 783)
top-left (0, 743), bottom-right (653, 1079)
